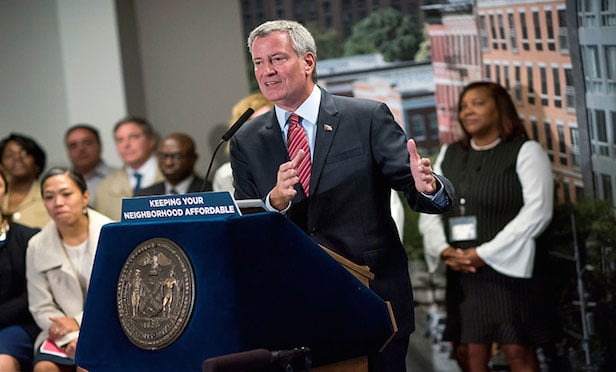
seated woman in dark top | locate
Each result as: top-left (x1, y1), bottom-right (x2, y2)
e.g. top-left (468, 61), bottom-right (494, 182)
top-left (0, 166), bottom-right (41, 371)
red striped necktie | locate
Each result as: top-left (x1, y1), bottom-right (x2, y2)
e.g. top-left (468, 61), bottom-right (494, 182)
top-left (287, 113), bottom-right (311, 196)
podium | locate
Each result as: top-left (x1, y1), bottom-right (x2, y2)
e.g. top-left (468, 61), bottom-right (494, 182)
top-left (76, 210), bottom-right (396, 371)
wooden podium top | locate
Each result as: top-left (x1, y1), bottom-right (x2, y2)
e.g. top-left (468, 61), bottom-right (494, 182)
top-left (319, 245), bottom-right (374, 287)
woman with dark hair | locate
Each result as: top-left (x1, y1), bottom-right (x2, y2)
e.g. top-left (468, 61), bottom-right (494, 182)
top-left (0, 166), bottom-right (41, 371)
top-left (419, 82), bottom-right (554, 371)
top-left (0, 133), bottom-right (50, 228)
top-left (26, 168), bottom-right (112, 372)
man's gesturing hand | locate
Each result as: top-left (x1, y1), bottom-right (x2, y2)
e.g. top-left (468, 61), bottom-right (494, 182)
top-left (269, 149), bottom-right (307, 211)
top-left (407, 139), bottom-right (437, 194)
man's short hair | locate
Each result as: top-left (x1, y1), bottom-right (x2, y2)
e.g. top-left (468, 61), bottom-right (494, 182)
top-left (113, 116), bottom-right (156, 139)
top-left (64, 124), bottom-right (102, 144)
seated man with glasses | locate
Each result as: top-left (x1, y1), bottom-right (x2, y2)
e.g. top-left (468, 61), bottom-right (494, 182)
top-left (134, 133), bottom-right (208, 197)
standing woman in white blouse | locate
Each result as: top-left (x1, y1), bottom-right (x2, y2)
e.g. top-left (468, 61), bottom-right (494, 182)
top-left (419, 81), bottom-right (554, 372)
top-left (26, 168), bottom-right (113, 372)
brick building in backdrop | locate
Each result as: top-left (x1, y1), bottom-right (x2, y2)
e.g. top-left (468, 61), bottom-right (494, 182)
top-left (424, 0), bottom-right (584, 204)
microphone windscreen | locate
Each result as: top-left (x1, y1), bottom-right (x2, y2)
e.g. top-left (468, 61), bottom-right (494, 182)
top-left (221, 107), bottom-right (255, 141)
top-left (202, 348), bottom-right (273, 372)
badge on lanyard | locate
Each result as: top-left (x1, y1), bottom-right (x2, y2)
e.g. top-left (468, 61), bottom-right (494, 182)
top-left (448, 197), bottom-right (477, 242)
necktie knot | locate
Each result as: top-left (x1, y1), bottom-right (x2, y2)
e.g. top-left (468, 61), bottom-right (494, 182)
top-left (133, 172), bottom-right (143, 192)
top-left (287, 113), bottom-right (311, 196)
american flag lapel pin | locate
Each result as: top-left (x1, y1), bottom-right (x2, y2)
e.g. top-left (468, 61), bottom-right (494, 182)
top-left (323, 124), bottom-right (333, 132)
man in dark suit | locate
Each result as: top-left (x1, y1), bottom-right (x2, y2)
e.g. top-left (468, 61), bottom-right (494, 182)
top-left (135, 133), bottom-right (207, 196)
top-left (230, 20), bottom-right (454, 371)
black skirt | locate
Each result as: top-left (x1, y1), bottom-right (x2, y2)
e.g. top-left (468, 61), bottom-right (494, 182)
top-left (443, 265), bottom-right (554, 345)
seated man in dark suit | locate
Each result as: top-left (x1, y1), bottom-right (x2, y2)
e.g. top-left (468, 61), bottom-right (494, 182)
top-left (134, 133), bottom-right (207, 196)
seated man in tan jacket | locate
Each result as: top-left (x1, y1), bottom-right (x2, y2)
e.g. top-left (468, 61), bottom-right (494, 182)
top-left (94, 116), bottom-right (164, 220)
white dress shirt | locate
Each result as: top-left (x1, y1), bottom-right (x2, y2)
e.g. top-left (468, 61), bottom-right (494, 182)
top-left (128, 156), bottom-right (158, 190)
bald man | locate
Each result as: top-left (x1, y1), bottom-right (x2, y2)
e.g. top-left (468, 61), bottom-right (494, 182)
top-left (134, 133), bottom-right (209, 196)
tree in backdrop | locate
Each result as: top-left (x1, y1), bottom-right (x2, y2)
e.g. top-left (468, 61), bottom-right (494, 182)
top-left (344, 8), bottom-right (423, 62)
top-left (536, 197), bottom-right (616, 371)
top-left (305, 22), bottom-right (345, 60)
top-left (414, 24), bottom-right (432, 62)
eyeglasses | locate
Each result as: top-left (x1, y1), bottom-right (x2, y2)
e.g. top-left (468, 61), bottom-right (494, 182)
top-left (157, 152), bottom-right (190, 162)
top-left (2, 150), bottom-right (30, 161)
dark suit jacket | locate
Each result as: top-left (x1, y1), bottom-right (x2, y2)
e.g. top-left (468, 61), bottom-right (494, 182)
top-left (133, 175), bottom-right (207, 196)
top-left (0, 222), bottom-right (41, 340)
top-left (230, 89), bottom-right (454, 338)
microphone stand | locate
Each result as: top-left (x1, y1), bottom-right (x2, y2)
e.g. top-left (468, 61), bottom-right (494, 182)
top-left (201, 140), bottom-right (226, 191)
top-left (200, 107), bottom-right (255, 192)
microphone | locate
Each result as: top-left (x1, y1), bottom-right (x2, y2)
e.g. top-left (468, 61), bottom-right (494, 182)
top-left (272, 347), bottom-right (311, 369)
top-left (201, 347), bottom-right (311, 372)
top-left (201, 107), bottom-right (255, 192)
top-left (202, 348), bottom-right (273, 372)
top-left (221, 107), bottom-right (254, 141)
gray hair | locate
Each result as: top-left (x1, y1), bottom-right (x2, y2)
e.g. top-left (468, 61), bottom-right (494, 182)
top-left (247, 20), bottom-right (318, 82)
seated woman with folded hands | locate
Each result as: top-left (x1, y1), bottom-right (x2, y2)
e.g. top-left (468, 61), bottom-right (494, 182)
top-left (26, 168), bottom-right (112, 372)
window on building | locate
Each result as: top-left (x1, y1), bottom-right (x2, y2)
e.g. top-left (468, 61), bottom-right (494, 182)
top-left (558, 8), bottom-right (569, 53)
top-left (274, 0), bottom-right (284, 17)
top-left (520, 11), bottom-right (529, 51)
top-left (565, 67), bottom-right (575, 109)
top-left (498, 13), bottom-right (506, 49)
top-left (531, 117), bottom-right (539, 142)
top-left (479, 14), bottom-right (489, 50)
top-left (557, 124), bottom-right (567, 165)
top-left (410, 114), bottom-right (426, 140)
top-left (527, 65), bottom-right (535, 104)
top-left (593, 109), bottom-right (610, 156)
top-left (546, 9), bottom-right (556, 51)
top-left (463, 35), bottom-right (471, 65)
top-left (563, 180), bottom-right (571, 203)
top-left (428, 112), bottom-right (439, 141)
top-left (583, 45), bottom-right (603, 92)
top-left (570, 126), bottom-right (581, 167)
top-left (294, 3), bottom-right (304, 18)
top-left (553, 67), bottom-right (562, 108)
top-left (580, 0), bottom-right (597, 27)
top-left (606, 45), bottom-right (616, 94)
top-left (602, 0), bottom-right (616, 26)
top-left (495, 64), bottom-right (501, 86)
top-left (504, 65), bottom-right (510, 90)
top-left (490, 14), bottom-right (498, 49)
top-left (533, 10), bottom-right (543, 51)
top-left (545, 120), bottom-right (554, 162)
top-left (612, 111), bottom-right (616, 156)
top-left (540, 66), bottom-right (548, 105)
top-left (601, 173), bottom-right (614, 202)
top-left (514, 65), bottom-right (522, 103)
top-left (485, 63), bottom-right (491, 80)
top-left (508, 12), bottom-right (517, 51)
top-left (584, 46), bottom-right (602, 78)
top-left (575, 185), bottom-right (585, 202)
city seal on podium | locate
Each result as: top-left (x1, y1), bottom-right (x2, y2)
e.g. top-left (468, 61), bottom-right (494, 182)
top-left (117, 238), bottom-right (195, 350)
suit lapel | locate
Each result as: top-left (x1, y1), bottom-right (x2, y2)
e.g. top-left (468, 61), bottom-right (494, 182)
top-left (260, 112), bottom-right (289, 173)
top-left (311, 91), bottom-right (339, 194)
top-left (154, 183), bottom-right (166, 195)
top-left (188, 177), bottom-right (203, 193)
